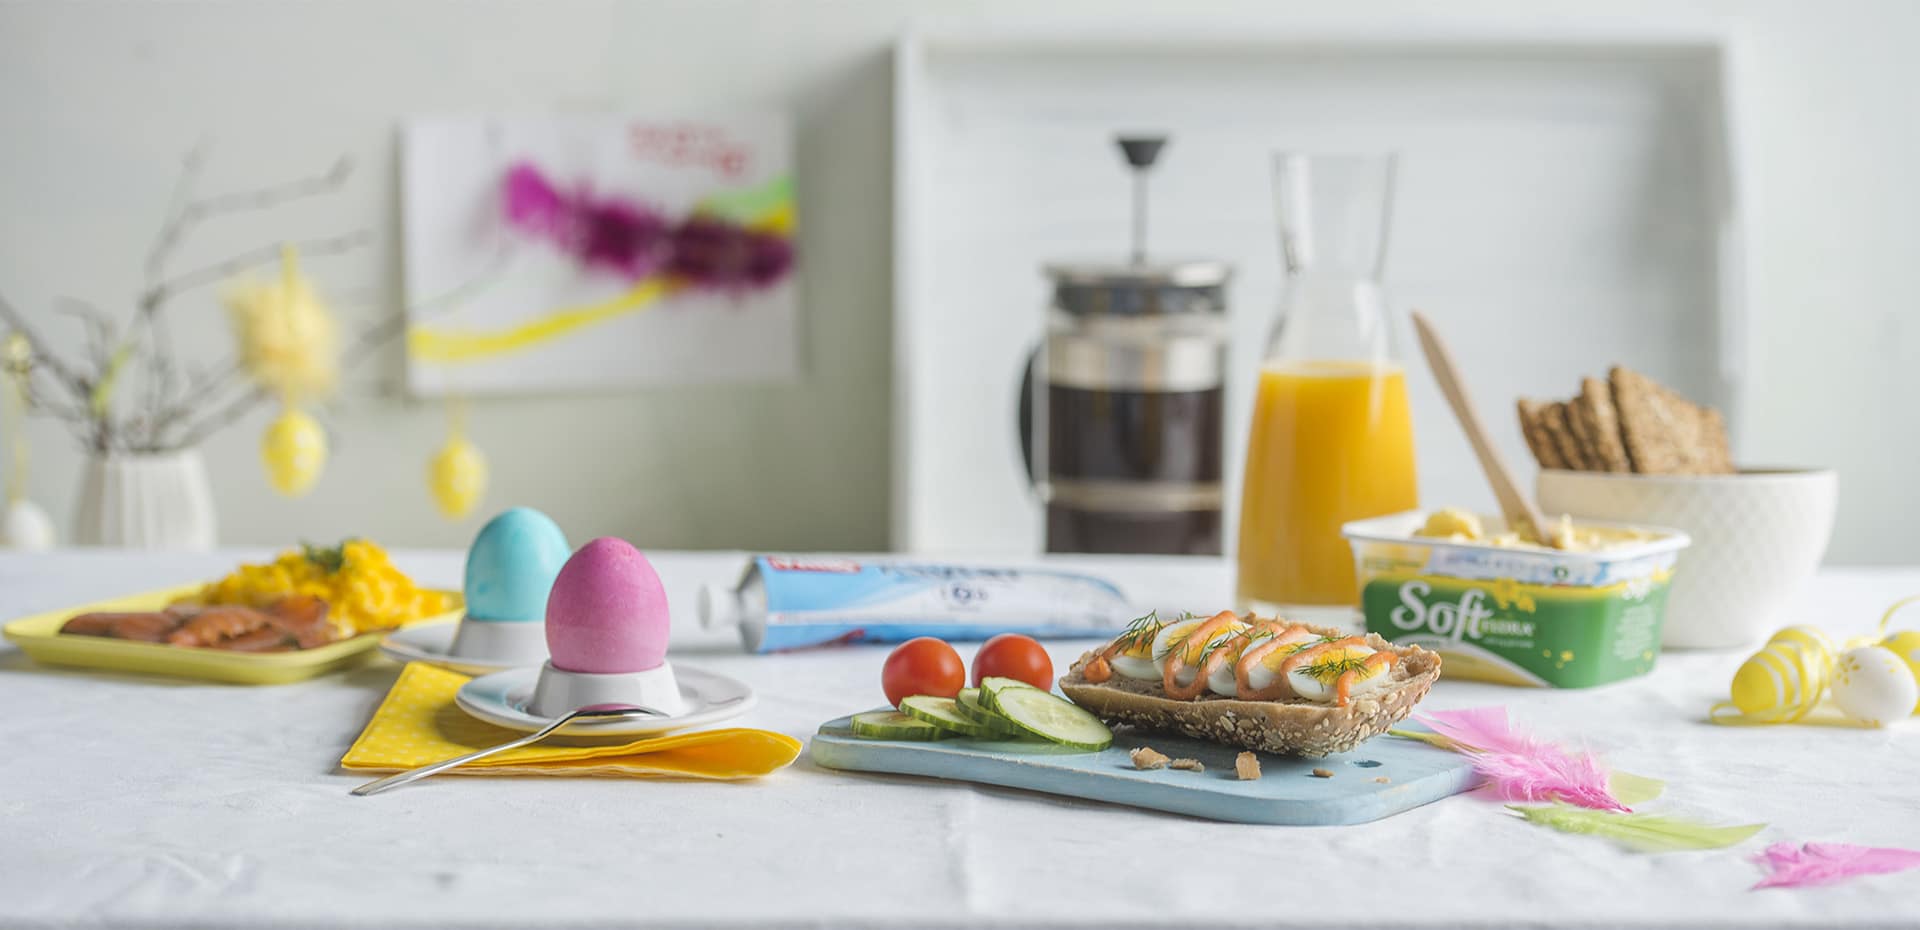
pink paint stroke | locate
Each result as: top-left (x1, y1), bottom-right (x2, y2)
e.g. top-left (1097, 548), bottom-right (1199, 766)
top-left (500, 161), bottom-right (792, 290)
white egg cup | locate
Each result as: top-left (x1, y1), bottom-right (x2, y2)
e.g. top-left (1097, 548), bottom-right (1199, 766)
top-left (529, 660), bottom-right (688, 719)
top-left (447, 616), bottom-right (551, 664)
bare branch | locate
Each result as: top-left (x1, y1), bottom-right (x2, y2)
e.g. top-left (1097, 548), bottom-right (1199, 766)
top-left (165, 308), bottom-right (404, 450)
top-left (18, 368), bottom-right (90, 422)
top-left (172, 385), bottom-right (269, 450)
top-left (186, 358), bottom-right (240, 393)
top-left (146, 150), bottom-right (352, 281)
top-left (0, 291), bottom-right (88, 397)
top-left (147, 363), bottom-right (246, 448)
top-left (344, 309), bottom-right (407, 357)
top-left (53, 297), bottom-right (114, 370)
top-left (142, 229), bottom-right (373, 310)
top-left (404, 241), bottom-right (515, 323)
top-left (145, 140), bottom-right (211, 280)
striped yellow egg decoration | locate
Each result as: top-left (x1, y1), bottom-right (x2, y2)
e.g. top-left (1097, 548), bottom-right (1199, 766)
top-left (1713, 627), bottom-right (1835, 725)
top-left (1711, 608), bottom-right (1920, 725)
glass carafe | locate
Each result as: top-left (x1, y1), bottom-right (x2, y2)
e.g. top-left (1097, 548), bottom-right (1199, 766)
top-left (1235, 153), bottom-right (1417, 624)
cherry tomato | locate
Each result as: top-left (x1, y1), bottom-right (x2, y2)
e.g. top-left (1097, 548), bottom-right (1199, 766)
top-left (971, 633), bottom-right (1053, 690)
top-left (881, 637), bottom-right (965, 706)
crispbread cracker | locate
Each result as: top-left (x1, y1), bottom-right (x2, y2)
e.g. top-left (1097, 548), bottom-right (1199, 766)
top-left (1516, 398), bottom-right (1568, 470)
top-left (1569, 376), bottom-right (1631, 472)
top-left (1698, 408), bottom-right (1735, 474)
top-left (1610, 366), bottom-right (1734, 474)
top-left (1542, 401), bottom-right (1593, 470)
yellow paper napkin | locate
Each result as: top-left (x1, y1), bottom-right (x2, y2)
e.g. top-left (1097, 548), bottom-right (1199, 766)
top-left (340, 662), bottom-right (801, 779)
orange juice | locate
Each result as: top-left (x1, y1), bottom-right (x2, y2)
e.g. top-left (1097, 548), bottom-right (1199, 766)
top-left (1236, 360), bottom-right (1417, 611)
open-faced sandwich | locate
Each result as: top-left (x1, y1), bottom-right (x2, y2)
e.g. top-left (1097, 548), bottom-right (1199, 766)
top-left (1059, 610), bottom-right (1442, 757)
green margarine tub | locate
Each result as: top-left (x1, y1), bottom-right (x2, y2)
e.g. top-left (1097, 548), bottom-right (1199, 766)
top-left (1343, 510), bottom-right (1690, 688)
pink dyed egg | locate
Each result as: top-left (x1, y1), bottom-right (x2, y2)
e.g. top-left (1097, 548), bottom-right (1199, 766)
top-left (544, 537), bottom-right (670, 673)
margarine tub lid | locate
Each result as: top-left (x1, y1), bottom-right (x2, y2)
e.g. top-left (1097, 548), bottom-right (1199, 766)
top-left (1343, 510), bottom-right (1690, 589)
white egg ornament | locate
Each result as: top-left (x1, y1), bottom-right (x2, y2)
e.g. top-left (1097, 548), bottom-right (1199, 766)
top-left (0, 498), bottom-right (55, 550)
top-left (1830, 646), bottom-right (1919, 728)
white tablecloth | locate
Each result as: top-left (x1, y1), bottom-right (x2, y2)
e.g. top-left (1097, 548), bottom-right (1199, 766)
top-left (3, 549), bottom-right (1919, 929)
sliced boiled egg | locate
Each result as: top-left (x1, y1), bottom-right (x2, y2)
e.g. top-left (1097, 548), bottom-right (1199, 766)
top-left (1150, 614), bottom-right (1248, 688)
top-left (1212, 626), bottom-right (1320, 696)
top-left (1288, 643), bottom-right (1391, 703)
top-left (1108, 625), bottom-right (1165, 681)
top-left (1203, 633), bottom-right (1260, 697)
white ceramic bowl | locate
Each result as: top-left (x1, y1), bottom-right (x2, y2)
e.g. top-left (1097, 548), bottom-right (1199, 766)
top-left (1537, 468), bottom-right (1837, 649)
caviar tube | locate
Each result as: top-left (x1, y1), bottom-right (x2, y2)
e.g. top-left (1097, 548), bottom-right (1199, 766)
top-left (699, 556), bottom-right (1140, 653)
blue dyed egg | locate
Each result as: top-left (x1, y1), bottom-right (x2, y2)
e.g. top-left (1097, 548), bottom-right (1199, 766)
top-left (463, 507), bottom-right (571, 622)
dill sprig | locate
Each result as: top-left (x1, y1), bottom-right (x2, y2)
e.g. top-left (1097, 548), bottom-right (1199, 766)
top-left (1300, 652), bottom-right (1371, 683)
top-left (1202, 625), bottom-right (1269, 663)
top-left (1112, 610), bottom-right (1164, 654)
top-left (1147, 611), bottom-right (1210, 660)
top-left (300, 539), bottom-right (354, 573)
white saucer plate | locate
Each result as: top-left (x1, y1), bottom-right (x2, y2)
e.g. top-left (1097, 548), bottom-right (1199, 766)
top-left (455, 664), bottom-right (756, 736)
top-left (378, 622), bottom-right (529, 677)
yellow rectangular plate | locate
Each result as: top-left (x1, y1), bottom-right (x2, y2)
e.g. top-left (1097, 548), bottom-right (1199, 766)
top-left (3, 584), bottom-right (464, 685)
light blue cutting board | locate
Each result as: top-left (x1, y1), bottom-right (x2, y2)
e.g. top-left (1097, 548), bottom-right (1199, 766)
top-left (811, 715), bottom-right (1480, 825)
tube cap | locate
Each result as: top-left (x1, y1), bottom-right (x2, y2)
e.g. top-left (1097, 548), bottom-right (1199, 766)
top-left (697, 583), bottom-right (739, 630)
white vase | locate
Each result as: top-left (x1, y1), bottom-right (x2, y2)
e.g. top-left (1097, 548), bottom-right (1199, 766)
top-left (72, 450), bottom-right (218, 550)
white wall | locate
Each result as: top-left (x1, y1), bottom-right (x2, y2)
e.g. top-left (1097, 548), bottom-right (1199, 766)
top-left (1, 0), bottom-right (1916, 562)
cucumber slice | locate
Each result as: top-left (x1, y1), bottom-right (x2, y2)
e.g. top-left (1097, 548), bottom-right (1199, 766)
top-left (850, 710), bottom-right (944, 741)
top-left (955, 688), bottom-right (1022, 737)
top-left (982, 684), bottom-right (1113, 751)
top-left (899, 695), bottom-right (998, 737)
top-left (976, 676), bottom-right (1041, 713)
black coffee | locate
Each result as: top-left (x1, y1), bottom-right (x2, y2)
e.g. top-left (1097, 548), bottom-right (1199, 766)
top-left (1045, 384), bottom-right (1223, 555)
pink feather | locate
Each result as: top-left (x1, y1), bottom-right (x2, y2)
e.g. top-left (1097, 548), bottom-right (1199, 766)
top-left (1414, 707), bottom-right (1628, 812)
top-left (1752, 842), bottom-right (1920, 889)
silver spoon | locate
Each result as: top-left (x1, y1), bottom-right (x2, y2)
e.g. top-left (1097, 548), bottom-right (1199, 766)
top-left (350, 704), bottom-right (667, 797)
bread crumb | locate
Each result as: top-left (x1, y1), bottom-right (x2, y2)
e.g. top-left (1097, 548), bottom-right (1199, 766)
top-left (1373, 776), bottom-right (1391, 784)
top-left (1169, 758), bottom-right (1205, 772)
top-left (1130, 746), bottom-right (1170, 770)
top-left (1310, 768), bottom-right (1334, 778)
top-left (1235, 751), bottom-right (1261, 781)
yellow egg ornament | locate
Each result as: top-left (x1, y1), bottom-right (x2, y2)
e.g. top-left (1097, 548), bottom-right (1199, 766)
top-left (1723, 641), bottom-right (1828, 723)
top-left (429, 434), bottom-right (487, 519)
top-left (1880, 631), bottom-right (1920, 714)
top-left (1770, 625), bottom-right (1835, 669)
top-left (262, 407), bottom-right (327, 496)
top-left (1876, 595), bottom-right (1920, 715)
top-left (1830, 646), bottom-right (1918, 728)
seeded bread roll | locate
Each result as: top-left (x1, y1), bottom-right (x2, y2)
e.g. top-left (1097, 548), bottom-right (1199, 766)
top-left (1059, 628), bottom-right (1441, 758)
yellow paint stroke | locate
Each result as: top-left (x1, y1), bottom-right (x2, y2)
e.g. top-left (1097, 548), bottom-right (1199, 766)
top-left (408, 277), bottom-right (684, 364)
top-left (750, 203), bottom-right (795, 236)
top-left (410, 184), bottom-right (793, 366)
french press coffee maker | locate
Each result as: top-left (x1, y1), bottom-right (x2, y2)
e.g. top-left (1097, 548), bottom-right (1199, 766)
top-left (1019, 136), bottom-right (1233, 555)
